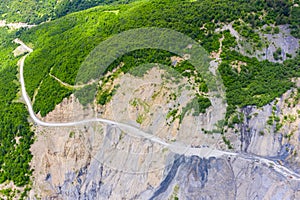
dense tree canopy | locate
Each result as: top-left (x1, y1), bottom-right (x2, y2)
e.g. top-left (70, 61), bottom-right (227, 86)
top-left (0, 28), bottom-right (34, 188)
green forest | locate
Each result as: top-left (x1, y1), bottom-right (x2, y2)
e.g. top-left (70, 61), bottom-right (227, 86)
top-left (0, 0), bottom-right (299, 193)
top-left (0, 28), bottom-right (34, 189)
top-left (0, 0), bottom-right (138, 24)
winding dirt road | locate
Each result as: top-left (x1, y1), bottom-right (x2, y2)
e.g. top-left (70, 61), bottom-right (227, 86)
top-left (15, 39), bottom-right (300, 181)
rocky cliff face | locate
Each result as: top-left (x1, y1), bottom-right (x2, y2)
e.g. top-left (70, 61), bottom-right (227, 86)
top-left (30, 108), bottom-right (300, 199)
top-left (218, 24), bottom-right (300, 63)
top-left (28, 25), bottom-right (300, 200)
top-left (225, 88), bottom-right (300, 174)
top-left (150, 155), bottom-right (300, 200)
top-left (32, 138), bottom-right (300, 200)
top-left (30, 100), bottom-right (300, 200)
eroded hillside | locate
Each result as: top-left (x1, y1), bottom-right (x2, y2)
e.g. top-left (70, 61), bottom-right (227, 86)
top-left (0, 0), bottom-right (300, 199)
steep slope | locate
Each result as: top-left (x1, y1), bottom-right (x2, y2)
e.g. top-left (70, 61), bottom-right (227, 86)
top-left (1, 0), bottom-right (299, 199)
top-left (0, 0), bottom-right (138, 24)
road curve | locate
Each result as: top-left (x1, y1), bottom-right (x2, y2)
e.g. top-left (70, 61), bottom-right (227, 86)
top-left (15, 39), bottom-right (300, 181)
top-left (16, 39), bottom-right (171, 145)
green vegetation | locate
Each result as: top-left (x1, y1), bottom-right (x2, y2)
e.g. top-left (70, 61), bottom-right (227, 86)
top-left (259, 131), bottom-right (265, 136)
top-left (222, 136), bottom-right (233, 149)
top-left (0, 0), bottom-right (58, 23)
top-left (166, 108), bottom-right (179, 123)
top-left (264, 26), bottom-right (280, 34)
top-left (0, 0), bottom-right (138, 24)
top-left (290, 1), bottom-right (300, 38)
top-left (129, 98), bottom-right (150, 124)
top-left (108, 49), bottom-right (173, 76)
top-left (228, 112), bottom-right (244, 128)
top-left (274, 27), bottom-right (280, 34)
top-left (0, 188), bottom-right (16, 200)
top-left (283, 114), bottom-right (297, 123)
top-left (33, 76), bottom-right (72, 117)
top-left (97, 84), bottom-right (119, 106)
top-left (76, 84), bottom-right (98, 106)
top-left (69, 131), bottom-right (75, 138)
top-left (0, 186), bottom-right (30, 200)
top-left (180, 94), bottom-right (211, 123)
top-left (219, 50), bottom-right (300, 118)
top-left (0, 28), bottom-right (34, 188)
top-left (130, 98), bottom-right (150, 113)
top-left (222, 30), bottom-right (238, 50)
top-left (273, 48), bottom-right (282, 60)
top-left (266, 105), bottom-right (285, 132)
top-left (136, 114), bottom-right (144, 124)
top-left (233, 20), bottom-right (264, 50)
top-left (275, 122), bottom-right (283, 132)
top-left (169, 185), bottom-right (179, 200)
